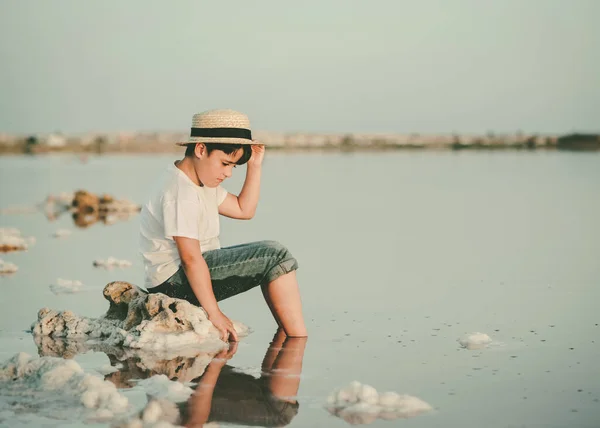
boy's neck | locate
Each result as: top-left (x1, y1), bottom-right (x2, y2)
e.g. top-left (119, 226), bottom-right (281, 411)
top-left (175, 157), bottom-right (204, 187)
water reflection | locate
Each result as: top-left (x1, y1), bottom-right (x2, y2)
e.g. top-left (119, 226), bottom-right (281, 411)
top-left (34, 328), bottom-right (307, 427)
top-left (68, 209), bottom-right (138, 228)
top-left (42, 191), bottom-right (140, 228)
top-left (182, 329), bottom-right (306, 427)
top-left (1, 192), bottom-right (139, 228)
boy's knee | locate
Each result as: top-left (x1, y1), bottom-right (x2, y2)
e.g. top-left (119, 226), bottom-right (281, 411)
top-left (259, 240), bottom-right (298, 279)
top-left (262, 240), bottom-right (294, 261)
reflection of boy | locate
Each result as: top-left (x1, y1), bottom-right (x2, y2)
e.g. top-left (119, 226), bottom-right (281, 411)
top-left (183, 330), bottom-right (306, 427)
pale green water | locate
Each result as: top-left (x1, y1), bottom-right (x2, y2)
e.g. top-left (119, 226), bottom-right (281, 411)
top-left (1, 151), bottom-right (599, 427)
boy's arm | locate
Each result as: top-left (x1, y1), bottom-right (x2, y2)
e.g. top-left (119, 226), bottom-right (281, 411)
top-left (184, 342), bottom-right (238, 426)
top-left (218, 144), bottom-right (264, 220)
top-left (173, 236), bottom-right (238, 342)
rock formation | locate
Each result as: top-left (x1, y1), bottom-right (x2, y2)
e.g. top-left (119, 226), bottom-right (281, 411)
top-left (31, 281), bottom-right (248, 350)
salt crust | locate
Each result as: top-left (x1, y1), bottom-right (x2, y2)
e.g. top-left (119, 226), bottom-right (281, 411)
top-left (0, 258), bottom-right (18, 274)
top-left (94, 257), bottom-right (133, 268)
top-left (0, 227), bottom-right (35, 252)
top-left (326, 381), bottom-right (433, 424)
top-left (0, 352), bottom-right (129, 421)
top-left (32, 281), bottom-right (248, 351)
top-left (458, 332), bottom-right (493, 350)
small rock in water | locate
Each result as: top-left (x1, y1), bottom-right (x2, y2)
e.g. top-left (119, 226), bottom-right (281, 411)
top-left (93, 257), bottom-right (132, 269)
top-left (458, 332), bottom-right (492, 350)
top-left (0, 258), bottom-right (18, 274)
top-left (326, 381), bottom-right (432, 424)
top-left (0, 228), bottom-right (34, 253)
top-left (49, 278), bottom-right (83, 294)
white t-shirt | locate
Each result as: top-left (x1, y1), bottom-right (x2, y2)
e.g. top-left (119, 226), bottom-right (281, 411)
top-left (139, 163), bottom-right (228, 288)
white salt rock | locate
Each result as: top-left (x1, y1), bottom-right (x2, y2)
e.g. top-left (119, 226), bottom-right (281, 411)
top-left (358, 383), bottom-right (379, 405)
top-left (0, 258), bottom-right (18, 274)
top-left (326, 382), bottom-right (433, 423)
top-left (52, 229), bottom-right (72, 238)
top-left (458, 332), bottom-right (492, 350)
top-left (50, 278), bottom-right (83, 294)
top-left (341, 380), bottom-right (362, 404)
top-left (336, 385), bottom-right (357, 405)
top-left (379, 391), bottom-right (402, 408)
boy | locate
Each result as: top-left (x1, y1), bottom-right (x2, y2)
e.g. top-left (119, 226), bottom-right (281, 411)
top-left (139, 109), bottom-right (307, 341)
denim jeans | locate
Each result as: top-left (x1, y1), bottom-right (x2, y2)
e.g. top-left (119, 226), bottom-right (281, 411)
top-left (148, 240), bottom-right (298, 306)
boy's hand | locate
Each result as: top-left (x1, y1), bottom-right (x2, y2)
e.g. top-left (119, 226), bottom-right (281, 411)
top-left (208, 310), bottom-right (239, 342)
top-left (248, 142), bottom-right (265, 167)
top-left (213, 341), bottom-right (238, 363)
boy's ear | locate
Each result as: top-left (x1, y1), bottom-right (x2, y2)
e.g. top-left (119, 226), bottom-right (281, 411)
top-left (194, 143), bottom-right (205, 158)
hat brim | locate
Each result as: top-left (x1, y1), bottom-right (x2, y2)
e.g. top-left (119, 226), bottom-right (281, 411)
top-left (176, 136), bottom-right (257, 146)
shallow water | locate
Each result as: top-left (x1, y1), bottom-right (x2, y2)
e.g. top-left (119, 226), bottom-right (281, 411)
top-left (1, 151), bottom-right (599, 427)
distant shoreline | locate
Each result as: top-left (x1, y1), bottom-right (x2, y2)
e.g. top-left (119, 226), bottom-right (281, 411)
top-left (0, 132), bottom-right (598, 154)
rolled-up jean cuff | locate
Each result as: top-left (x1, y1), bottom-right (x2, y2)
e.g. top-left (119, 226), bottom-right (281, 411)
top-left (263, 257), bottom-right (298, 284)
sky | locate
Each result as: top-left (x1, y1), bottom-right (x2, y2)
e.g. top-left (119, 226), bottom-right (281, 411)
top-left (0, 0), bottom-right (598, 135)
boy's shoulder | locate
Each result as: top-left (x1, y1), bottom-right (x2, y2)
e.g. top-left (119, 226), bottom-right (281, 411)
top-left (160, 165), bottom-right (200, 204)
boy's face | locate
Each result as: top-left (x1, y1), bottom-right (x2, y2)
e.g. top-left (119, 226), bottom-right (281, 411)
top-left (195, 146), bottom-right (243, 188)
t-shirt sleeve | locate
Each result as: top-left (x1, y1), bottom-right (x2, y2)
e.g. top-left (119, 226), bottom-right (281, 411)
top-left (162, 199), bottom-right (202, 240)
top-left (216, 185), bottom-right (228, 206)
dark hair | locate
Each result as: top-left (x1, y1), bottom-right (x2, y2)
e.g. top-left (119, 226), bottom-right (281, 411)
top-left (185, 143), bottom-right (252, 165)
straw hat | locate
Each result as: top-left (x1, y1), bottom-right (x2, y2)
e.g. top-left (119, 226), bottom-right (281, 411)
top-left (177, 109), bottom-right (253, 146)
